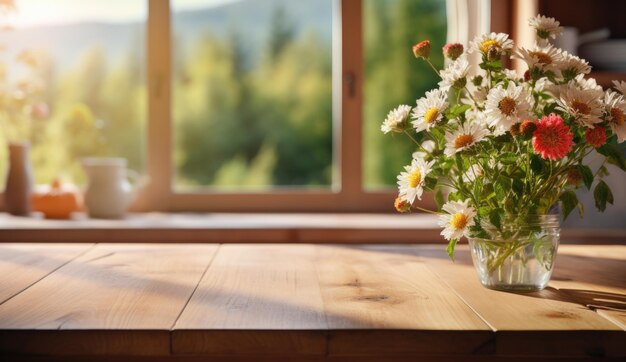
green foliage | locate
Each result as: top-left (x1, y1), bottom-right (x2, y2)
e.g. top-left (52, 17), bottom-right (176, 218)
top-left (479, 59), bottom-right (502, 72)
top-left (598, 143), bottom-right (626, 171)
top-left (446, 238), bottom-right (458, 261)
top-left (577, 165), bottom-right (594, 190)
top-left (594, 180), bottom-right (614, 212)
top-left (444, 104), bottom-right (471, 120)
top-left (559, 190), bottom-right (579, 220)
top-left (363, 0), bottom-right (446, 187)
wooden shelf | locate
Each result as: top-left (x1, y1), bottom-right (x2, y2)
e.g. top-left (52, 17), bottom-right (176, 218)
top-left (1, 212), bottom-right (625, 244)
top-left (0, 243), bottom-right (624, 360)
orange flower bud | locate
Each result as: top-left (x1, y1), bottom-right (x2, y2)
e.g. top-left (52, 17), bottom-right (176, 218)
top-left (412, 40), bottom-right (431, 59)
top-left (442, 43), bottom-right (463, 60)
top-left (394, 196), bottom-right (411, 213)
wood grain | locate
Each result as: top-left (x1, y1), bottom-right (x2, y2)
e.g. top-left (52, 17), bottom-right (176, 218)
top-left (417, 245), bottom-right (626, 357)
top-left (172, 244), bottom-right (327, 356)
top-left (315, 245), bottom-right (492, 356)
top-left (0, 243), bottom-right (94, 304)
top-left (0, 243), bottom-right (624, 360)
top-left (0, 243), bottom-right (219, 356)
top-left (549, 245), bottom-right (626, 331)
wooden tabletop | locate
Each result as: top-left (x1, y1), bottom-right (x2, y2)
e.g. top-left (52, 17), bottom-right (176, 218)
top-left (0, 243), bottom-right (624, 361)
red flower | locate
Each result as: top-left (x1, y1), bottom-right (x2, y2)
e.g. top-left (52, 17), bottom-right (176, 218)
top-left (584, 126), bottom-right (607, 148)
top-left (532, 114), bottom-right (574, 160)
top-left (412, 40), bottom-right (431, 59)
top-left (442, 43), bottom-right (463, 60)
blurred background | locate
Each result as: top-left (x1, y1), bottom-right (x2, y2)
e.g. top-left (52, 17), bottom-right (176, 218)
top-left (0, 0), bottom-right (623, 227)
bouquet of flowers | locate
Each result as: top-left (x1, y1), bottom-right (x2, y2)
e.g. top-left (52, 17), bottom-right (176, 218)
top-left (382, 15), bottom-right (626, 266)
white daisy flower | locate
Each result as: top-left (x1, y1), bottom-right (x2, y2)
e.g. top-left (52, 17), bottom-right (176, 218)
top-left (438, 199), bottom-right (477, 241)
top-left (604, 90), bottom-right (626, 142)
top-left (515, 44), bottom-right (563, 73)
top-left (528, 15), bottom-right (563, 41)
top-left (397, 156), bottom-right (435, 204)
top-left (556, 85), bottom-right (603, 128)
top-left (411, 89), bottom-right (449, 133)
top-left (503, 68), bottom-right (521, 82)
top-left (381, 104), bottom-right (412, 134)
top-left (484, 81), bottom-right (532, 135)
top-left (469, 32), bottom-right (514, 58)
top-left (444, 122), bottom-right (490, 157)
top-left (559, 51), bottom-right (591, 79)
top-left (438, 56), bottom-right (469, 90)
top-left (573, 74), bottom-right (602, 92)
top-left (613, 80), bottom-right (626, 95)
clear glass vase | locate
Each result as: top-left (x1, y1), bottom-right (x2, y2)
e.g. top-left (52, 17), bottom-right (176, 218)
top-left (468, 214), bottom-right (560, 291)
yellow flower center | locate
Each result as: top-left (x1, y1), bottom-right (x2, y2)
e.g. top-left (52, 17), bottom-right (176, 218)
top-left (611, 107), bottom-right (625, 126)
top-left (571, 100), bottom-right (591, 115)
top-left (498, 97), bottom-right (516, 116)
top-left (529, 51), bottom-right (552, 64)
top-left (480, 39), bottom-right (498, 53)
top-left (450, 213), bottom-right (468, 230)
top-left (424, 107), bottom-right (440, 124)
top-left (454, 134), bottom-right (474, 149)
top-left (408, 169), bottom-right (422, 188)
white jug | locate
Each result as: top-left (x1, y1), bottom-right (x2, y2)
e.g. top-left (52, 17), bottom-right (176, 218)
top-left (82, 157), bottom-right (137, 219)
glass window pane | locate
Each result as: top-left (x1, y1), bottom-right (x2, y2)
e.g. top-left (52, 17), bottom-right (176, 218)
top-left (363, 0), bottom-right (446, 189)
top-left (0, 0), bottom-right (146, 185)
top-left (172, 0), bottom-right (334, 191)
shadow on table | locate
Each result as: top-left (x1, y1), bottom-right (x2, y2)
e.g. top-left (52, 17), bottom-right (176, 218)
top-left (329, 244), bottom-right (626, 291)
top-left (508, 286), bottom-right (626, 317)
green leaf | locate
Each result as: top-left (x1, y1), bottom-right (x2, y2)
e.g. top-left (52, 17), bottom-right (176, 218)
top-left (598, 144), bottom-right (626, 171)
top-left (480, 183), bottom-right (495, 201)
top-left (424, 176), bottom-right (437, 190)
top-left (577, 165), bottom-right (594, 190)
top-left (446, 238), bottom-right (458, 261)
top-left (444, 104), bottom-right (471, 120)
top-left (559, 190), bottom-right (578, 221)
top-left (530, 155), bottom-right (544, 174)
top-left (479, 60), bottom-right (502, 72)
top-left (593, 180), bottom-right (614, 212)
top-left (504, 197), bottom-right (516, 214)
top-left (499, 152), bottom-right (518, 165)
top-left (454, 153), bottom-right (465, 171)
top-left (542, 102), bottom-right (558, 115)
top-left (435, 188), bottom-right (445, 211)
top-left (447, 191), bottom-right (462, 202)
top-left (488, 208), bottom-right (502, 230)
top-left (469, 224), bottom-right (489, 239)
top-left (512, 178), bottom-right (524, 196)
top-left (477, 206), bottom-right (490, 218)
top-left (598, 165), bottom-right (610, 177)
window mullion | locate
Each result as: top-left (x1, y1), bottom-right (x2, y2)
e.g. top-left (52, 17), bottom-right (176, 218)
top-left (340, 0), bottom-right (364, 208)
top-left (144, 0), bottom-right (173, 211)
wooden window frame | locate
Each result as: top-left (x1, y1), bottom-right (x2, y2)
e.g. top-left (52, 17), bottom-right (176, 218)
top-left (138, 0), bottom-right (498, 213)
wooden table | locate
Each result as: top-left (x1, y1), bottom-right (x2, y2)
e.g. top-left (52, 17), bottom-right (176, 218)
top-left (0, 243), bottom-right (624, 361)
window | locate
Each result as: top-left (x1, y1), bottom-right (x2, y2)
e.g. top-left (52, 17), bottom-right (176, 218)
top-left (362, 0), bottom-right (447, 189)
top-left (1, 0), bottom-right (494, 212)
top-left (171, 0), bottom-right (334, 191)
top-left (0, 0), bottom-right (146, 185)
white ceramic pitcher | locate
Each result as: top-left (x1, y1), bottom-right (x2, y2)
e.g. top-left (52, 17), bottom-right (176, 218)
top-left (82, 157), bottom-right (137, 219)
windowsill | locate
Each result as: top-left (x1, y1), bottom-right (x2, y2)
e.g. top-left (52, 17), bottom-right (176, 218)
top-left (0, 212), bottom-right (625, 244)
